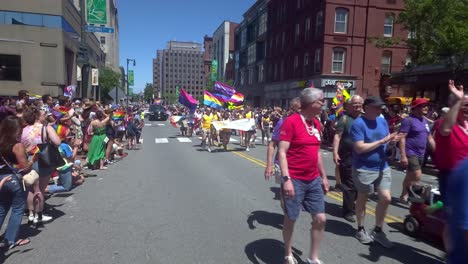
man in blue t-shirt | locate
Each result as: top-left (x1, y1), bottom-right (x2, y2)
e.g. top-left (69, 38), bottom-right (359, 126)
top-left (350, 96), bottom-right (399, 248)
top-left (446, 158), bottom-right (468, 264)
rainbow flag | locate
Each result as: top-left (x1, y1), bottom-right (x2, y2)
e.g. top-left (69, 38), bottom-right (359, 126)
top-left (227, 102), bottom-right (243, 110)
top-left (52, 106), bottom-right (70, 119)
top-left (230, 92), bottom-right (244, 103)
top-left (113, 111), bottom-right (126, 120)
top-left (203, 90), bottom-right (223, 109)
top-left (54, 124), bottom-right (68, 140)
top-left (333, 82), bottom-right (351, 118)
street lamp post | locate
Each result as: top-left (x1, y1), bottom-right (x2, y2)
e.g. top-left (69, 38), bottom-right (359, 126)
top-left (126, 58), bottom-right (136, 106)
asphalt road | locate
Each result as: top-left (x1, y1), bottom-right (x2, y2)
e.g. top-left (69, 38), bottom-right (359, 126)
top-left (1, 120), bottom-right (445, 264)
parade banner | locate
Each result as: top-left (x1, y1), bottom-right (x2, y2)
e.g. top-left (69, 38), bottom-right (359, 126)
top-left (210, 60), bottom-right (218, 81)
top-left (91, 68), bottom-right (99, 86)
top-left (128, 70), bottom-right (134, 86)
top-left (212, 118), bottom-right (255, 131)
top-left (86, 0), bottom-right (107, 25)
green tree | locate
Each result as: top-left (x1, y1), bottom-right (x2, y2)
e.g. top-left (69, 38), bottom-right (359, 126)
top-left (143, 83), bottom-right (154, 103)
top-left (398, 0), bottom-right (468, 72)
top-left (98, 67), bottom-right (121, 102)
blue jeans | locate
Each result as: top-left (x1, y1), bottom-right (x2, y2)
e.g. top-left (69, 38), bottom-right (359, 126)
top-left (0, 173), bottom-right (27, 246)
top-left (47, 167), bottom-right (72, 194)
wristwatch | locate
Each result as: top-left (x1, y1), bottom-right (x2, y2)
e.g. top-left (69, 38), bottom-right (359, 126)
top-left (282, 175), bottom-right (291, 183)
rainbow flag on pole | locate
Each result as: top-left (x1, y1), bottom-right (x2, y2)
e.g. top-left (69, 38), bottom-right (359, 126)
top-left (113, 111), bottom-right (126, 120)
top-left (333, 82), bottom-right (351, 117)
top-left (203, 90), bottom-right (223, 109)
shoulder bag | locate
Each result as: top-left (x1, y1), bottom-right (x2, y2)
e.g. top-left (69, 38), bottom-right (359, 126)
top-left (37, 124), bottom-right (65, 169)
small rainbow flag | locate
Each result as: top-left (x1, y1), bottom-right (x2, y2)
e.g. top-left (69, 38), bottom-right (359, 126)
top-left (54, 124), bottom-right (68, 140)
top-left (230, 92), bottom-right (244, 103)
top-left (29, 145), bottom-right (40, 156)
top-left (52, 106), bottom-right (70, 119)
top-left (113, 111), bottom-right (126, 120)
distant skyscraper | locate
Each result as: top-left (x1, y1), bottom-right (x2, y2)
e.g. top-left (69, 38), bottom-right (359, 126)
top-left (153, 41), bottom-right (205, 101)
top-left (213, 21), bottom-right (238, 82)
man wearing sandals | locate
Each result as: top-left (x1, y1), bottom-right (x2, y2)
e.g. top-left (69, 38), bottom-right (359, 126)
top-left (278, 88), bottom-right (329, 264)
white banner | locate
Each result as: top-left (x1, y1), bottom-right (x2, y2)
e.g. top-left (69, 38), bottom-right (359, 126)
top-left (91, 68), bottom-right (99, 86)
top-left (212, 118), bottom-right (255, 131)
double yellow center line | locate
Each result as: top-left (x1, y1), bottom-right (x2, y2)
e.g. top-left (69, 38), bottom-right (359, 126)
top-left (231, 149), bottom-right (404, 223)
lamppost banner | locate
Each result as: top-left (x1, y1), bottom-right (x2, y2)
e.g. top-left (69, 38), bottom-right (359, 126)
top-left (211, 60), bottom-right (218, 81)
top-left (128, 70), bottom-right (134, 86)
top-left (91, 68), bottom-right (99, 86)
top-left (86, 0), bottom-right (107, 25)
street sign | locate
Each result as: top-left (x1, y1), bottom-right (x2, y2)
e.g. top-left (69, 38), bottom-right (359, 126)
top-left (85, 25), bottom-right (115, 33)
top-left (321, 79), bottom-right (355, 89)
top-left (86, 0), bottom-right (107, 24)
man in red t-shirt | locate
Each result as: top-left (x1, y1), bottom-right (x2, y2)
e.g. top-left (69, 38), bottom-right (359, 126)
top-left (278, 88), bottom-right (329, 264)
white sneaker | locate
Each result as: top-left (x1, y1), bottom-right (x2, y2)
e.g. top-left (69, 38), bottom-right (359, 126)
top-left (28, 213), bottom-right (35, 223)
top-left (33, 214), bottom-right (53, 224)
top-left (207, 148), bottom-right (211, 153)
top-left (246, 147), bottom-right (250, 152)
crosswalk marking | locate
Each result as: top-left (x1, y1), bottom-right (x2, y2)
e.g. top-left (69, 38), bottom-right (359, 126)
top-left (177, 138), bottom-right (192, 143)
top-left (197, 136), bottom-right (238, 142)
top-left (145, 124), bottom-right (152, 126)
top-left (157, 124), bottom-right (165, 126)
top-left (155, 138), bottom-right (169, 144)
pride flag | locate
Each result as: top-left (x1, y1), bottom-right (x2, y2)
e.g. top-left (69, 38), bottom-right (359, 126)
top-left (52, 106), bottom-right (70, 119)
top-left (230, 92), bottom-right (244, 103)
top-left (54, 124), bottom-right (68, 140)
top-left (113, 111), bottom-right (126, 120)
top-left (213, 92), bottom-right (244, 103)
top-left (203, 90), bottom-right (223, 109)
top-left (213, 81), bottom-right (236, 97)
top-left (178, 89), bottom-right (198, 110)
top-left (332, 82), bottom-right (351, 118)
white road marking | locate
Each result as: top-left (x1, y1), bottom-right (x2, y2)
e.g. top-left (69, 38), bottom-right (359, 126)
top-left (177, 138), bottom-right (192, 143)
top-left (155, 138), bottom-right (169, 144)
top-left (157, 124), bottom-right (165, 126)
top-left (229, 138), bottom-right (238, 142)
top-left (145, 124), bottom-right (152, 126)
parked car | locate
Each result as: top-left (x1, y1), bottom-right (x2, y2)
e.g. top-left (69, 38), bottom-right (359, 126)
top-left (148, 104), bottom-right (168, 121)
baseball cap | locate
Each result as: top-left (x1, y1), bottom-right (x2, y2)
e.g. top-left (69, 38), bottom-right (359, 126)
top-left (363, 96), bottom-right (385, 107)
top-left (411, 98), bottom-right (429, 108)
top-left (441, 107), bottom-right (449, 113)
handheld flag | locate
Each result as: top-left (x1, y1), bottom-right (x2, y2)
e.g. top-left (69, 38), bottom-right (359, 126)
top-left (54, 124), bottom-right (68, 140)
top-left (203, 90), bottom-right (223, 109)
top-left (113, 111), bottom-right (126, 120)
top-left (213, 81), bottom-right (236, 96)
top-left (178, 89), bottom-right (198, 110)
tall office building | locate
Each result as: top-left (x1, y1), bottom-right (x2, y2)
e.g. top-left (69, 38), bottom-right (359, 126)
top-left (212, 21), bottom-right (238, 82)
top-left (153, 41), bottom-right (205, 101)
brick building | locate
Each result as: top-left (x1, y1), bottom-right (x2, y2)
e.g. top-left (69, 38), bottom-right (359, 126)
top-left (259, 0), bottom-right (410, 107)
top-left (203, 35), bottom-right (213, 89)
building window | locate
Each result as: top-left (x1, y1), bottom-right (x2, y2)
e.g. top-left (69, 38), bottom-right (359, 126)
top-left (304, 53), bottom-right (309, 65)
top-left (241, 29), bottom-right (247, 47)
top-left (100, 36), bottom-right (106, 44)
top-left (247, 44), bottom-right (256, 64)
top-left (332, 48), bottom-right (345, 73)
top-left (294, 55), bottom-right (299, 69)
top-left (240, 71), bottom-right (245, 85)
top-left (381, 51), bottom-right (392, 74)
top-left (314, 49), bottom-right (321, 72)
top-left (258, 13), bottom-right (267, 36)
top-left (297, 0), bottom-right (301, 9)
top-left (315, 11), bottom-right (323, 39)
top-left (334, 8), bottom-right (348, 34)
top-left (0, 54), bottom-right (21, 81)
top-left (305, 17), bottom-right (311, 40)
top-left (258, 64), bottom-right (264, 83)
top-left (384, 14), bottom-right (394, 37)
top-left (407, 30), bottom-right (416, 39)
top-left (295, 23), bottom-right (300, 43)
top-left (248, 68), bottom-right (254, 84)
top-left (282, 31), bottom-right (286, 50)
top-left (274, 63), bottom-right (278, 80)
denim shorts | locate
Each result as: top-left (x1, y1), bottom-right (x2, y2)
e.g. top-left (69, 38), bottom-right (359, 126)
top-left (352, 167), bottom-right (392, 194)
top-left (283, 177), bottom-right (325, 221)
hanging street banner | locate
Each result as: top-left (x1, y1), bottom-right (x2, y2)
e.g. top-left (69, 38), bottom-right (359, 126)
top-left (210, 60), bottom-right (218, 81)
top-left (86, 0), bottom-right (107, 25)
top-left (128, 70), bottom-right (134, 86)
top-left (91, 68), bottom-right (99, 86)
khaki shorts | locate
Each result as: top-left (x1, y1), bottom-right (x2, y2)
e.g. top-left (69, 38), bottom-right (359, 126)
top-left (408, 155), bottom-right (423, 172)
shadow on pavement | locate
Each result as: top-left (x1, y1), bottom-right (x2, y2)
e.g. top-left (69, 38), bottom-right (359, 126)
top-left (270, 187), bottom-right (281, 201)
top-left (325, 219), bottom-right (355, 237)
top-left (245, 238), bottom-right (304, 264)
top-left (247, 210), bottom-right (283, 230)
top-left (387, 222), bottom-right (445, 250)
top-left (358, 241), bottom-right (445, 263)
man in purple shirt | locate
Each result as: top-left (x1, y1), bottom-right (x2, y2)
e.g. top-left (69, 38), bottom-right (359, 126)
top-left (398, 98), bottom-right (435, 203)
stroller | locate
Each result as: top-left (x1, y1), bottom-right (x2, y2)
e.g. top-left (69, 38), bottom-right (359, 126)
top-left (403, 184), bottom-right (445, 240)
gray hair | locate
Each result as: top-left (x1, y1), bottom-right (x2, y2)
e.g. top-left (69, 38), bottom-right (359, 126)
top-left (290, 97), bottom-right (301, 109)
top-left (349, 95), bottom-right (364, 104)
top-left (300, 88), bottom-right (323, 107)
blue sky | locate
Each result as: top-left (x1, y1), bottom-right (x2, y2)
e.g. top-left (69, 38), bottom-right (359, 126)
top-left (116, 0), bottom-right (256, 93)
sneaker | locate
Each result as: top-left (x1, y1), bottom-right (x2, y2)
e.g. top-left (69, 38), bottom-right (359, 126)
top-left (344, 214), bottom-right (356, 223)
top-left (246, 147), bottom-right (250, 152)
top-left (33, 214), bottom-right (53, 225)
top-left (355, 229), bottom-right (373, 244)
top-left (284, 255), bottom-right (298, 264)
top-left (306, 258), bottom-right (323, 264)
top-left (207, 148), bottom-right (211, 153)
top-left (371, 230), bottom-right (394, 248)
top-left (28, 213), bottom-right (35, 225)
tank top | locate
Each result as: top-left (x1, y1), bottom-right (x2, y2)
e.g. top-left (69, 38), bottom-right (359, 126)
top-left (0, 144), bottom-right (18, 174)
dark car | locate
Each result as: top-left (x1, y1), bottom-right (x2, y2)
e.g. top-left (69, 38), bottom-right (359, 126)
top-left (148, 104), bottom-right (168, 121)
